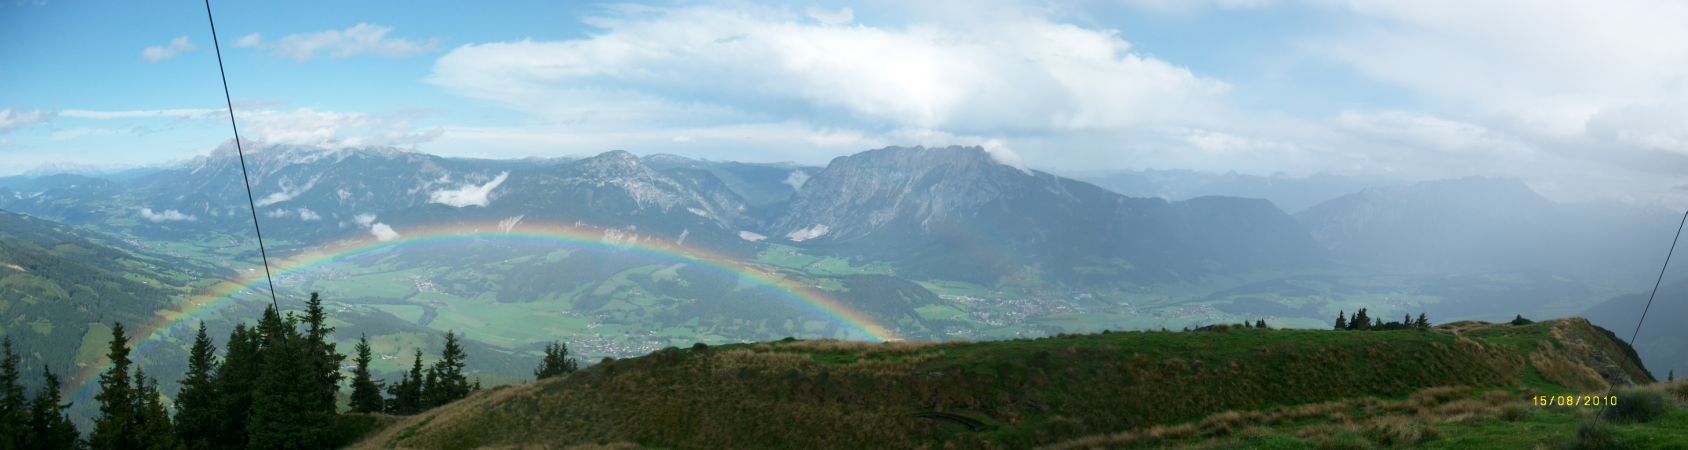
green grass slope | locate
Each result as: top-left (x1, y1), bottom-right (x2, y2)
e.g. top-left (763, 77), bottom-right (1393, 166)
top-left (353, 318), bottom-right (1654, 449)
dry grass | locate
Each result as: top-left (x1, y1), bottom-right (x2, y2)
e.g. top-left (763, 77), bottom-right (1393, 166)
top-left (1039, 383), bottom-right (1535, 450)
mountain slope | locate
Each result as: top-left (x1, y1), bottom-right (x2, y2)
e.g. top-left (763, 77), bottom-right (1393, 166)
top-left (353, 318), bottom-right (1649, 449)
top-left (1296, 177), bottom-right (1676, 273)
top-left (774, 146), bottom-right (1323, 284)
top-left (1583, 278), bottom-right (1688, 380)
top-left (1083, 169), bottom-right (1393, 213)
top-left (0, 209), bottom-right (212, 377)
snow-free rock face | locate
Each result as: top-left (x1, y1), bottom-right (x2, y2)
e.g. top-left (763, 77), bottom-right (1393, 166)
top-left (771, 146), bottom-right (1323, 284)
top-left (773, 146), bottom-right (1018, 242)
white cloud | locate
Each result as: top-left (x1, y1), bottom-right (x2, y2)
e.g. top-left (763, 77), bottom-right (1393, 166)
top-left (0, 109), bottom-right (54, 133)
top-left (138, 208), bottom-right (196, 222)
top-left (353, 213), bottom-right (377, 227)
top-left (369, 222), bottom-right (400, 241)
top-left (1334, 111), bottom-right (1527, 156)
top-left (1307, 1), bottom-right (1688, 163)
top-left (782, 170), bottom-right (810, 190)
top-left (981, 139), bottom-right (1029, 173)
top-left (141, 36), bottom-right (197, 62)
top-left (59, 108), bottom-right (221, 120)
top-left (237, 108), bottom-right (442, 149)
top-left (51, 128), bottom-right (124, 140)
top-left (235, 33), bottom-right (263, 48)
top-left (498, 214), bottom-right (524, 233)
top-left (266, 207), bottom-right (321, 220)
top-left (428, 171), bottom-right (508, 207)
top-left (254, 175), bottom-right (320, 207)
top-left (738, 230), bottom-right (766, 242)
top-left (786, 224), bottom-right (830, 242)
top-left (271, 23), bottom-right (439, 62)
top-left (428, 4), bottom-right (1226, 134)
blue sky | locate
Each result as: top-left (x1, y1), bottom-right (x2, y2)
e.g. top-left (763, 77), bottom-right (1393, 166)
top-left (4, 0), bottom-right (1688, 206)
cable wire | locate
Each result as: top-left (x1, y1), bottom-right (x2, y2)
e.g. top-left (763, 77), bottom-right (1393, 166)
top-left (203, 0), bottom-right (281, 314)
top-left (1631, 208), bottom-right (1688, 345)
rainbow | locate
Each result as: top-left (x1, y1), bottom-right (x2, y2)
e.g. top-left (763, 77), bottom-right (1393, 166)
top-left (67, 221), bottom-right (899, 403)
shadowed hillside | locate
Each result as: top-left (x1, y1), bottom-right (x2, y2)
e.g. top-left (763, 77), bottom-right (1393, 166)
top-left (353, 318), bottom-right (1651, 449)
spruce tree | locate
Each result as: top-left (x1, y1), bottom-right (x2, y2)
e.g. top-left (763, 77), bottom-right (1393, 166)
top-left (384, 371), bottom-right (409, 414)
top-left (387, 349), bottom-right (426, 415)
top-left (91, 322), bottom-right (138, 450)
top-left (248, 305), bottom-right (332, 450)
top-left (1351, 308), bottom-right (1370, 330)
top-left (1415, 313), bottom-right (1430, 329)
top-left (210, 324), bottom-right (259, 449)
top-left (0, 337), bottom-right (27, 450)
top-left (424, 331), bottom-right (471, 408)
top-left (301, 292), bottom-right (344, 414)
top-left (133, 370), bottom-right (182, 450)
top-left (535, 341), bottom-right (579, 380)
top-left (421, 366), bottom-right (439, 409)
top-left (26, 366), bottom-right (80, 450)
top-left (1334, 311), bottom-right (1347, 330)
top-left (349, 335), bottom-right (384, 413)
top-left (1255, 319), bottom-right (1267, 329)
top-left (174, 322), bottom-right (219, 450)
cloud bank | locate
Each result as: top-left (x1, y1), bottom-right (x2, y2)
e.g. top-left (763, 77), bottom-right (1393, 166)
top-left (271, 23), bottom-right (440, 62)
top-left (139, 208), bottom-right (196, 222)
top-left (428, 172), bottom-right (508, 207)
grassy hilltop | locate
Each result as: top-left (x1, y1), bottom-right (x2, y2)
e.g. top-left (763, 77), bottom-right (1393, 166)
top-left (353, 318), bottom-right (1686, 449)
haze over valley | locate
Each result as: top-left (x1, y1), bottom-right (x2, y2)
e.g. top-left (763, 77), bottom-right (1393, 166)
top-left (6, 1), bottom-right (1688, 448)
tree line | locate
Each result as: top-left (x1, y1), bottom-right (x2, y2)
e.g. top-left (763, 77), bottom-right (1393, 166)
top-left (0, 292), bottom-right (583, 450)
top-left (1334, 308), bottom-right (1431, 331)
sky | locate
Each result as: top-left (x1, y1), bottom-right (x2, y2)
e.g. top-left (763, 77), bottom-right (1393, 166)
top-left (4, 0), bottom-right (1688, 206)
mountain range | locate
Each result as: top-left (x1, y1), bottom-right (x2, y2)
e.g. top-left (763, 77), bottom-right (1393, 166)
top-left (2, 143), bottom-right (1685, 404)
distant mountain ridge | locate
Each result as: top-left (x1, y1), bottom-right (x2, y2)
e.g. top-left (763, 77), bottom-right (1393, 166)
top-left (1, 144), bottom-right (1329, 286)
top-left (774, 146), bottom-right (1323, 284)
top-left (1081, 169), bottom-right (1395, 213)
top-left (1295, 176), bottom-right (1676, 274)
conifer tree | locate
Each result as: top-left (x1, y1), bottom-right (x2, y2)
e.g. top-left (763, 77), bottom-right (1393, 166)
top-left (1415, 313), bottom-right (1430, 329)
top-left (26, 366), bottom-right (80, 450)
top-left (210, 324), bottom-right (259, 449)
top-left (421, 367), bottom-right (439, 410)
top-left (1373, 317), bottom-right (1382, 329)
top-left (1669, 370), bottom-right (1674, 383)
top-left (133, 370), bottom-right (182, 450)
top-left (387, 349), bottom-right (426, 415)
top-left (301, 292), bottom-right (344, 414)
top-left (535, 341), bottom-right (579, 380)
top-left (0, 337), bottom-right (27, 450)
top-left (249, 305), bottom-right (333, 450)
top-left (1334, 311), bottom-right (1347, 330)
top-left (1350, 308), bottom-right (1370, 330)
top-left (1255, 319), bottom-right (1267, 329)
top-left (174, 322), bottom-right (219, 450)
top-left (424, 331), bottom-right (471, 409)
top-left (349, 335), bottom-right (384, 414)
top-left (91, 322), bottom-right (138, 450)
top-left (384, 371), bottom-right (410, 414)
